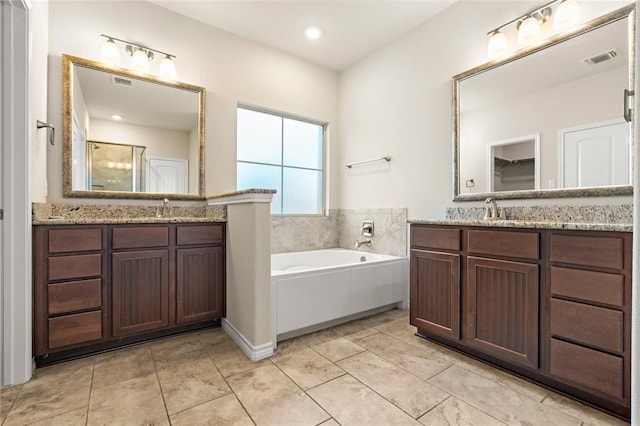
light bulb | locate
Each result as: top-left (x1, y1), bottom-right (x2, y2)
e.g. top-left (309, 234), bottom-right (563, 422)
top-left (304, 26), bottom-right (322, 40)
top-left (159, 55), bottom-right (177, 80)
top-left (117, 162), bottom-right (124, 169)
top-left (108, 161), bottom-right (115, 168)
top-left (125, 163), bottom-right (132, 170)
top-left (517, 16), bottom-right (541, 46)
top-left (487, 31), bottom-right (509, 59)
top-left (553, 0), bottom-right (581, 31)
top-left (100, 38), bottom-right (121, 66)
top-left (130, 48), bottom-right (150, 74)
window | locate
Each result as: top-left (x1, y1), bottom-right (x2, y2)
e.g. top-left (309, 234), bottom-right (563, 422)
top-left (237, 107), bottom-right (324, 215)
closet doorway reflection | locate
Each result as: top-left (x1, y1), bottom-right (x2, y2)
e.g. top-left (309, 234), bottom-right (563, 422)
top-left (87, 141), bottom-right (146, 192)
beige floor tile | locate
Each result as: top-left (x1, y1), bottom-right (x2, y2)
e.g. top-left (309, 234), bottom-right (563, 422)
top-left (337, 351), bottom-right (448, 418)
top-left (227, 363), bottom-right (329, 426)
top-left (418, 396), bottom-right (506, 426)
top-left (307, 374), bottom-right (420, 426)
top-left (428, 366), bottom-right (581, 426)
top-left (376, 319), bottom-right (445, 353)
top-left (87, 373), bottom-right (169, 425)
top-left (149, 331), bottom-right (204, 362)
top-left (212, 346), bottom-right (267, 378)
top-left (542, 392), bottom-right (629, 426)
top-left (1, 384), bottom-right (22, 422)
top-left (28, 407), bottom-right (88, 426)
top-left (299, 329), bottom-right (343, 346)
top-left (272, 345), bottom-right (345, 390)
top-left (356, 332), bottom-right (450, 380)
top-left (331, 319), bottom-right (379, 341)
top-left (319, 419), bottom-right (340, 426)
top-left (311, 336), bottom-right (365, 362)
top-left (156, 348), bottom-right (231, 414)
top-left (198, 327), bottom-right (238, 356)
top-left (170, 394), bottom-right (254, 426)
top-left (427, 345), bottom-right (549, 402)
top-left (3, 358), bottom-right (93, 426)
top-left (92, 345), bottom-right (155, 390)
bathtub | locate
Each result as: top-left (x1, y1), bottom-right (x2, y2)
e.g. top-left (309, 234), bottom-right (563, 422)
top-left (271, 248), bottom-right (408, 340)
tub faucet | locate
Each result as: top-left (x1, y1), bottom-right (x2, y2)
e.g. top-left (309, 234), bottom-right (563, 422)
top-left (355, 239), bottom-right (371, 248)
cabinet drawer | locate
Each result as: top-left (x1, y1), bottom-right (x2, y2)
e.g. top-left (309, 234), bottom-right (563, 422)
top-left (49, 228), bottom-right (102, 253)
top-left (48, 254), bottom-right (102, 281)
top-left (551, 299), bottom-right (623, 353)
top-left (550, 234), bottom-right (624, 270)
top-left (48, 279), bottom-right (102, 315)
top-left (411, 226), bottom-right (460, 251)
top-left (550, 339), bottom-right (623, 400)
top-left (48, 310), bottom-right (102, 349)
top-left (112, 226), bottom-right (169, 249)
top-left (551, 266), bottom-right (624, 307)
top-left (177, 225), bottom-right (223, 246)
top-left (468, 230), bottom-right (539, 260)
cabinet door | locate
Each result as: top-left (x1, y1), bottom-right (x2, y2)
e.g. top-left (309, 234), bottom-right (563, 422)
top-left (466, 256), bottom-right (539, 369)
top-left (176, 246), bottom-right (225, 324)
top-left (410, 249), bottom-right (461, 340)
top-left (112, 250), bottom-right (169, 336)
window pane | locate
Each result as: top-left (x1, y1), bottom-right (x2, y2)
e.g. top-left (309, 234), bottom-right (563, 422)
top-left (237, 108), bottom-right (282, 165)
top-left (237, 162), bottom-right (282, 214)
top-left (283, 118), bottom-right (322, 169)
top-left (282, 168), bottom-right (322, 215)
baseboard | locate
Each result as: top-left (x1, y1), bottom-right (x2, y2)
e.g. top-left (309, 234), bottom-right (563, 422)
top-left (222, 318), bottom-right (274, 361)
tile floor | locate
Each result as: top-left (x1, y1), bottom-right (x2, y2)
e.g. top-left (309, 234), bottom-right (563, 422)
top-left (0, 309), bottom-right (630, 426)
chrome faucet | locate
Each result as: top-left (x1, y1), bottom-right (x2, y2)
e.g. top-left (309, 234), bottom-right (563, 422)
top-left (484, 197), bottom-right (506, 220)
top-left (157, 198), bottom-right (171, 218)
top-left (355, 239), bottom-right (371, 248)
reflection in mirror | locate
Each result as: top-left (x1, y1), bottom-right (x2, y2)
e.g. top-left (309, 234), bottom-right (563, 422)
top-left (454, 5), bottom-right (634, 201)
top-left (488, 135), bottom-right (540, 192)
top-left (63, 54), bottom-right (205, 200)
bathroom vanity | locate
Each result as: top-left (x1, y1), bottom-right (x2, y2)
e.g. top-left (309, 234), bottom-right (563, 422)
top-left (32, 221), bottom-right (225, 364)
top-left (409, 221), bottom-right (632, 419)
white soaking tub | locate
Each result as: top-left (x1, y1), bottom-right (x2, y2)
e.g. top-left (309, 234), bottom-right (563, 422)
top-left (271, 248), bottom-right (408, 340)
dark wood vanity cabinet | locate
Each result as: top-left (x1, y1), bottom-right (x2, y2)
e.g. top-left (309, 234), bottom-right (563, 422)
top-left (410, 224), bottom-right (632, 419)
top-left (33, 222), bottom-right (226, 362)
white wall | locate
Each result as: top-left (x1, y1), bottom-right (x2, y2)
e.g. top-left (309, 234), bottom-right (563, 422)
top-left (339, 1), bottom-right (633, 219)
top-left (46, 0), bottom-right (339, 205)
top-left (31, 0), bottom-right (48, 202)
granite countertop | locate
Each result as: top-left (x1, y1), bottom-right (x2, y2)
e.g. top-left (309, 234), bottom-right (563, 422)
top-left (408, 219), bottom-right (633, 232)
top-left (32, 216), bottom-right (226, 225)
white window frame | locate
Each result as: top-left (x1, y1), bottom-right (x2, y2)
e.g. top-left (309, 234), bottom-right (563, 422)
top-left (236, 105), bottom-right (326, 216)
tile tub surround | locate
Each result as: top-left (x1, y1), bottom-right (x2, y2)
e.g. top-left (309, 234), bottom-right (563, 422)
top-left (271, 208), bottom-right (408, 257)
top-left (0, 309), bottom-right (627, 425)
top-left (32, 202), bottom-right (227, 224)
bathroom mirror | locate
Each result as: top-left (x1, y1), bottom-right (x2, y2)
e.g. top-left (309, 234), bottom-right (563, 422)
top-left (454, 5), bottom-right (635, 201)
top-left (63, 54), bottom-right (206, 200)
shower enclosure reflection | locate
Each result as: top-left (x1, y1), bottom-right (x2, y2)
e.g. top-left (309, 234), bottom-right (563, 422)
top-left (87, 141), bottom-right (146, 192)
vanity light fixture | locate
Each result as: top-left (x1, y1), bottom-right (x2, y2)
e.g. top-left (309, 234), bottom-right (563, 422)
top-left (486, 0), bottom-right (581, 58)
top-left (99, 34), bottom-right (177, 78)
top-left (111, 114), bottom-right (122, 121)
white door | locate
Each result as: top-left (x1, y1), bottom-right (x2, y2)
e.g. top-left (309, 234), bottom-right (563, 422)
top-left (560, 120), bottom-right (629, 188)
top-left (146, 157), bottom-right (188, 194)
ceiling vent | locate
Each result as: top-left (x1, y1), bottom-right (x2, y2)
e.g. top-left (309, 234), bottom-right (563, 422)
top-left (583, 49), bottom-right (619, 65)
top-left (111, 75), bottom-right (133, 87)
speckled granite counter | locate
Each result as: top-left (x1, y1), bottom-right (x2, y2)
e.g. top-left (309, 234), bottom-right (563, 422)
top-left (32, 202), bottom-right (226, 225)
top-left (408, 219), bottom-right (632, 232)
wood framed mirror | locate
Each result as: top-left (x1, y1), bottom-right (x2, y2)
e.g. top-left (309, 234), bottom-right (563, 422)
top-left (62, 54), bottom-right (206, 200)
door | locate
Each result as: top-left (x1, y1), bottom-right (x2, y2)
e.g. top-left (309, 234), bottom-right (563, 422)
top-left (112, 250), bottom-right (169, 336)
top-left (466, 256), bottom-right (539, 369)
top-left (410, 249), bottom-right (461, 340)
top-left (176, 246), bottom-right (224, 324)
top-left (146, 157), bottom-right (188, 194)
top-left (560, 120), bottom-right (629, 188)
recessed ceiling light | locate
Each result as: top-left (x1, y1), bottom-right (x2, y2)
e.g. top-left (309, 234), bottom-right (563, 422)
top-left (111, 114), bottom-right (123, 121)
top-left (304, 26), bottom-right (322, 40)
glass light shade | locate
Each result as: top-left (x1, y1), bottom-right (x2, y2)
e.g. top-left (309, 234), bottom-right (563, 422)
top-left (553, 0), bottom-right (581, 31)
top-left (517, 16), bottom-right (541, 46)
top-left (159, 56), bottom-right (177, 80)
top-left (100, 39), bottom-right (121, 66)
top-left (304, 26), bottom-right (322, 40)
top-left (487, 31), bottom-right (509, 59)
top-left (130, 49), bottom-right (150, 74)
